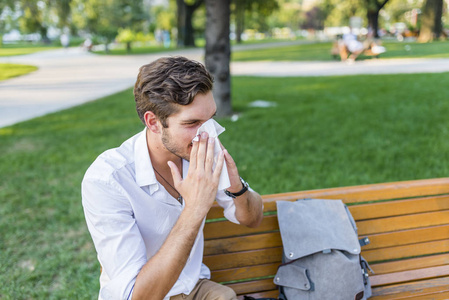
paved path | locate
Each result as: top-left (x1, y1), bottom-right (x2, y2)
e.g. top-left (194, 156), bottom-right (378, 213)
top-left (1, 45), bottom-right (449, 128)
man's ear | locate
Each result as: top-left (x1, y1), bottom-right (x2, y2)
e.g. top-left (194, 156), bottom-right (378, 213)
top-left (144, 111), bottom-right (161, 133)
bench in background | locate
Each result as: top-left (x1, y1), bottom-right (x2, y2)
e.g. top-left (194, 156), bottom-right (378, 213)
top-left (205, 177), bottom-right (449, 299)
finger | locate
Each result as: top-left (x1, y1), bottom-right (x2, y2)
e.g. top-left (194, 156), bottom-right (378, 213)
top-left (205, 137), bottom-right (215, 172)
top-left (223, 149), bottom-right (236, 168)
top-left (196, 132), bottom-right (209, 169)
top-left (213, 151), bottom-right (225, 181)
top-left (189, 136), bottom-right (200, 171)
top-left (167, 161), bottom-right (182, 187)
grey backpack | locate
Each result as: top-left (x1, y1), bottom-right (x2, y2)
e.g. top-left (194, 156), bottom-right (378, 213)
top-left (274, 199), bottom-right (372, 300)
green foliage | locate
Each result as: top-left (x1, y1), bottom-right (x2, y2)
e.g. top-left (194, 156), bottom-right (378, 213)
top-left (71, 0), bottom-right (148, 44)
top-left (0, 63), bottom-right (38, 80)
top-left (116, 28), bottom-right (135, 44)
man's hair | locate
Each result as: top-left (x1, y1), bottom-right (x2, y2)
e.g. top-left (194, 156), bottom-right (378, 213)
top-left (134, 56), bottom-right (214, 127)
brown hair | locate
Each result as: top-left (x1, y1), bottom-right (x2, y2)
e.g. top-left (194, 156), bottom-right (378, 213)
top-left (134, 56), bottom-right (214, 127)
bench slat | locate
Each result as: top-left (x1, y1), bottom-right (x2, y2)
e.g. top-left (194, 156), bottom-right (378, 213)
top-left (371, 254), bottom-right (449, 275)
top-left (204, 215), bottom-right (279, 240)
top-left (363, 239), bottom-right (449, 262)
top-left (205, 224), bottom-right (449, 257)
top-left (357, 210), bottom-right (449, 235)
top-left (350, 195), bottom-right (449, 220)
top-left (204, 232), bottom-right (281, 256)
top-left (209, 253), bottom-right (449, 284)
top-left (236, 290), bottom-right (279, 300)
top-left (371, 265), bottom-right (449, 287)
top-left (371, 276), bottom-right (449, 299)
top-left (363, 224), bottom-right (449, 250)
top-left (207, 178), bottom-right (449, 219)
top-left (204, 247), bottom-right (283, 271)
top-left (211, 263), bottom-right (278, 283)
top-left (227, 278), bottom-right (276, 296)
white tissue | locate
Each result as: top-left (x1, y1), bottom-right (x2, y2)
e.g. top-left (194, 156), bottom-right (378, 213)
top-left (192, 119), bottom-right (230, 190)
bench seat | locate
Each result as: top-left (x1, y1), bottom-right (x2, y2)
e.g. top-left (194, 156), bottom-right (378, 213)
top-left (204, 178), bottom-right (449, 299)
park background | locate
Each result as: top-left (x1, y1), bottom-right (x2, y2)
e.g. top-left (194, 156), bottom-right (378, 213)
top-left (1, 0), bottom-right (449, 298)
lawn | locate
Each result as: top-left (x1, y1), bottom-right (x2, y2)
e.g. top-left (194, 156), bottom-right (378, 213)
top-left (231, 40), bottom-right (449, 61)
top-left (0, 63), bottom-right (38, 81)
top-left (0, 43), bottom-right (59, 57)
top-left (1, 73), bottom-right (449, 298)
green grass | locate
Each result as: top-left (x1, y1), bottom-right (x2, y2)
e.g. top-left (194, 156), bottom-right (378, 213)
top-left (231, 40), bottom-right (449, 61)
top-left (93, 43), bottom-right (180, 55)
top-left (0, 43), bottom-right (59, 57)
top-left (0, 63), bottom-right (38, 81)
top-left (1, 73), bottom-right (449, 298)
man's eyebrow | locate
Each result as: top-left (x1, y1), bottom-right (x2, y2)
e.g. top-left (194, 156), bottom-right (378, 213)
top-left (181, 112), bottom-right (217, 124)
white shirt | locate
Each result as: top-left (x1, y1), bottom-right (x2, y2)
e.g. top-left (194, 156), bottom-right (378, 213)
top-left (82, 128), bottom-right (240, 300)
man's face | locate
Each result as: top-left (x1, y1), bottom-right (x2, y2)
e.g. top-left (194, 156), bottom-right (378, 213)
top-left (161, 91), bottom-right (217, 161)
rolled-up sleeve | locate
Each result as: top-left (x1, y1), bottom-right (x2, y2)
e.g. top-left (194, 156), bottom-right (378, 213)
top-left (82, 177), bottom-right (147, 300)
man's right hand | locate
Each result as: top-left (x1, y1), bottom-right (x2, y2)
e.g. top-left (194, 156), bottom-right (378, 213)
top-left (168, 131), bottom-right (225, 218)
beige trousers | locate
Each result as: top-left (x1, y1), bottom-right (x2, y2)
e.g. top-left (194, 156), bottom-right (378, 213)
top-left (170, 279), bottom-right (238, 300)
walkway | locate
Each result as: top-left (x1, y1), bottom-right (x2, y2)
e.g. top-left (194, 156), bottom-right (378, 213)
top-left (1, 45), bottom-right (449, 127)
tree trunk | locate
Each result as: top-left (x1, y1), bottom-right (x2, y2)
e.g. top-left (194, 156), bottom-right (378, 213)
top-left (367, 10), bottom-right (379, 37)
top-left (418, 0), bottom-right (443, 42)
top-left (176, 0), bottom-right (186, 47)
top-left (185, 4), bottom-right (196, 47)
top-left (434, 0), bottom-right (443, 39)
top-left (365, 0), bottom-right (389, 38)
top-left (235, 1), bottom-right (245, 44)
top-left (176, 0), bottom-right (203, 47)
top-left (205, 0), bottom-right (232, 117)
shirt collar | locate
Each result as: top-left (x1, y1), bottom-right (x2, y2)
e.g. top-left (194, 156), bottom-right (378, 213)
top-left (134, 127), bottom-right (158, 191)
top-left (134, 127), bottom-right (190, 195)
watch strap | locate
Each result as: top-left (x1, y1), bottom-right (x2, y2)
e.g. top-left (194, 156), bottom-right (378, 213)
top-left (225, 177), bottom-right (248, 198)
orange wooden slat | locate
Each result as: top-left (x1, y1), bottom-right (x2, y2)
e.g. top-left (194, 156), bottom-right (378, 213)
top-left (211, 263), bottom-right (279, 283)
top-left (370, 265), bottom-right (449, 287)
top-left (207, 178), bottom-right (449, 219)
top-left (397, 290), bottom-right (449, 300)
top-left (204, 215), bottom-right (279, 240)
top-left (350, 195), bottom-right (449, 221)
top-left (363, 225), bottom-right (449, 250)
top-left (357, 211), bottom-right (449, 236)
top-left (370, 254), bottom-right (449, 275)
top-left (227, 278), bottom-right (276, 296)
top-left (371, 276), bottom-right (449, 299)
top-left (204, 232), bottom-right (282, 256)
top-left (363, 240), bottom-right (449, 262)
top-left (237, 289), bottom-right (279, 300)
top-left (204, 247), bottom-right (283, 271)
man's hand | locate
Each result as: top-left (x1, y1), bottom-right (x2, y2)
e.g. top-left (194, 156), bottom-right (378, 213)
top-left (168, 132), bottom-right (225, 217)
top-left (218, 142), bottom-right (264, 228)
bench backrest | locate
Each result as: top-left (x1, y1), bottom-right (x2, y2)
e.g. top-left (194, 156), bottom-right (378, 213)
top-left (204, 178), bottom-right (449, 298)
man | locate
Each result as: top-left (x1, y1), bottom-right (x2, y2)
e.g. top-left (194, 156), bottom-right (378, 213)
top-left (82, 56), bottom-right (264, 300)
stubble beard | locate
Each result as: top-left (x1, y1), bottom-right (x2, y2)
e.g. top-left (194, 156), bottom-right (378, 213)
top-left (161, 127), bottom-right (191, 162)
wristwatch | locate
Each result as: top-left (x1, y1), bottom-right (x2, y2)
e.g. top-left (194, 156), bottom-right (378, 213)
top-left (225, 177), bottom-right (249, 198)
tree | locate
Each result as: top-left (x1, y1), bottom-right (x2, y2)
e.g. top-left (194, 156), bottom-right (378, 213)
top-left (176, 0), bottom-right (203, 47)
top-left (205, 0), bottom-right (231, 117)
top-left (0, 0), bottom-right (16, 45)
top-left (365, 0), bottom-right (390, 37)
top-left (72, 0), bottom-right (147, 52)
top-left (418, 0), bottom-right (444, 42)
top-left (52, 0), bottom-right (72, 29)
top-left (233, 0), bottom-right (279, 43)
top-left (18, 0), bottom-right (52, 42)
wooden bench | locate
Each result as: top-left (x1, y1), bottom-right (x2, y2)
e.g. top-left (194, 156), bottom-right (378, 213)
top-left (204, 178), bottom-right (449, 299)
